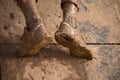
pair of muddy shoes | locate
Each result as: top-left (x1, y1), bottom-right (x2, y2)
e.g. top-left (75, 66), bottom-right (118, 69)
top-left (17, 19), bottom-right (93, 60)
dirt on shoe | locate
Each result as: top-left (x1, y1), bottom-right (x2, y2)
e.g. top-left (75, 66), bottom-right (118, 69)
top-left (17, 20), bottom-right (52, 57)
top-left (55, 21), bottom-right (93, 60)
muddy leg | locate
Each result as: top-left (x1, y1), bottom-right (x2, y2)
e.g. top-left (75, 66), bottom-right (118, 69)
top-left (16, 0), bottom-right (52, 57)
top-left (55, 0), bottom-right (93, 60)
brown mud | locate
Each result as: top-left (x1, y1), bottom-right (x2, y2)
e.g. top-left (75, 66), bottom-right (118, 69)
top-left (0, 0), bottom-right (120, 80)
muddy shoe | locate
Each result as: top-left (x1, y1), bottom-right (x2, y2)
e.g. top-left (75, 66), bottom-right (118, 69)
top-left (55, 21), bottom-right (93, 60)
top-left (17, 19), bottom-right (52, 57)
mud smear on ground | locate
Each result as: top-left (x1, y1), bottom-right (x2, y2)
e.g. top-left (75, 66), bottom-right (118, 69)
top-left (0, 43), bottom-right (88, 80)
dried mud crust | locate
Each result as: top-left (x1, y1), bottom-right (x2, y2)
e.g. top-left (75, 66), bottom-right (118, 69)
top-left (17, 21), bottom-right (52, 57)
top-left (18, 36), bottom-right (52, 57)
top-left (55, 22), bottom-right (93, 60)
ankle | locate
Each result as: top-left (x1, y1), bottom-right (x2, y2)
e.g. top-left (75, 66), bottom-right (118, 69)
top-left (62, 3), bottom-right (78, 27)
top-left (26, 15), bottom-right (41, 26)
top-left (26, 17), bottom-right (42, 30)
top-left (63, 3), bottom-right (78, 18)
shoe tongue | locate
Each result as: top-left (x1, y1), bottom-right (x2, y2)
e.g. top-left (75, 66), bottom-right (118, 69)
top-left (63, 20), bottom-right (78, 29)
top-left (27, 22), bottom-right (40, 31)
top-left (63, 18), bottom-right (78, 29)
top-left (26, 19), bottom-right (42, 30)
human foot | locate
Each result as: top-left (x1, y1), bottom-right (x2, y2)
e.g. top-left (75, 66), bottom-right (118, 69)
top-left (17, 19), bottom-right (52, 57)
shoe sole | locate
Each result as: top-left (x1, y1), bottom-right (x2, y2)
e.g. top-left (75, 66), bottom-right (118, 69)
top-left (55, 32), bottom-right (93, 60)
top-left (19, 36), bottom-right (52, 57)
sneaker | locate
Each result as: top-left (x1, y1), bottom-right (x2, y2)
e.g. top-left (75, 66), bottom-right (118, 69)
top-left (17, 19), bottom-right (52, 57)
top-left (55, 21), bottom-right (93, 60)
